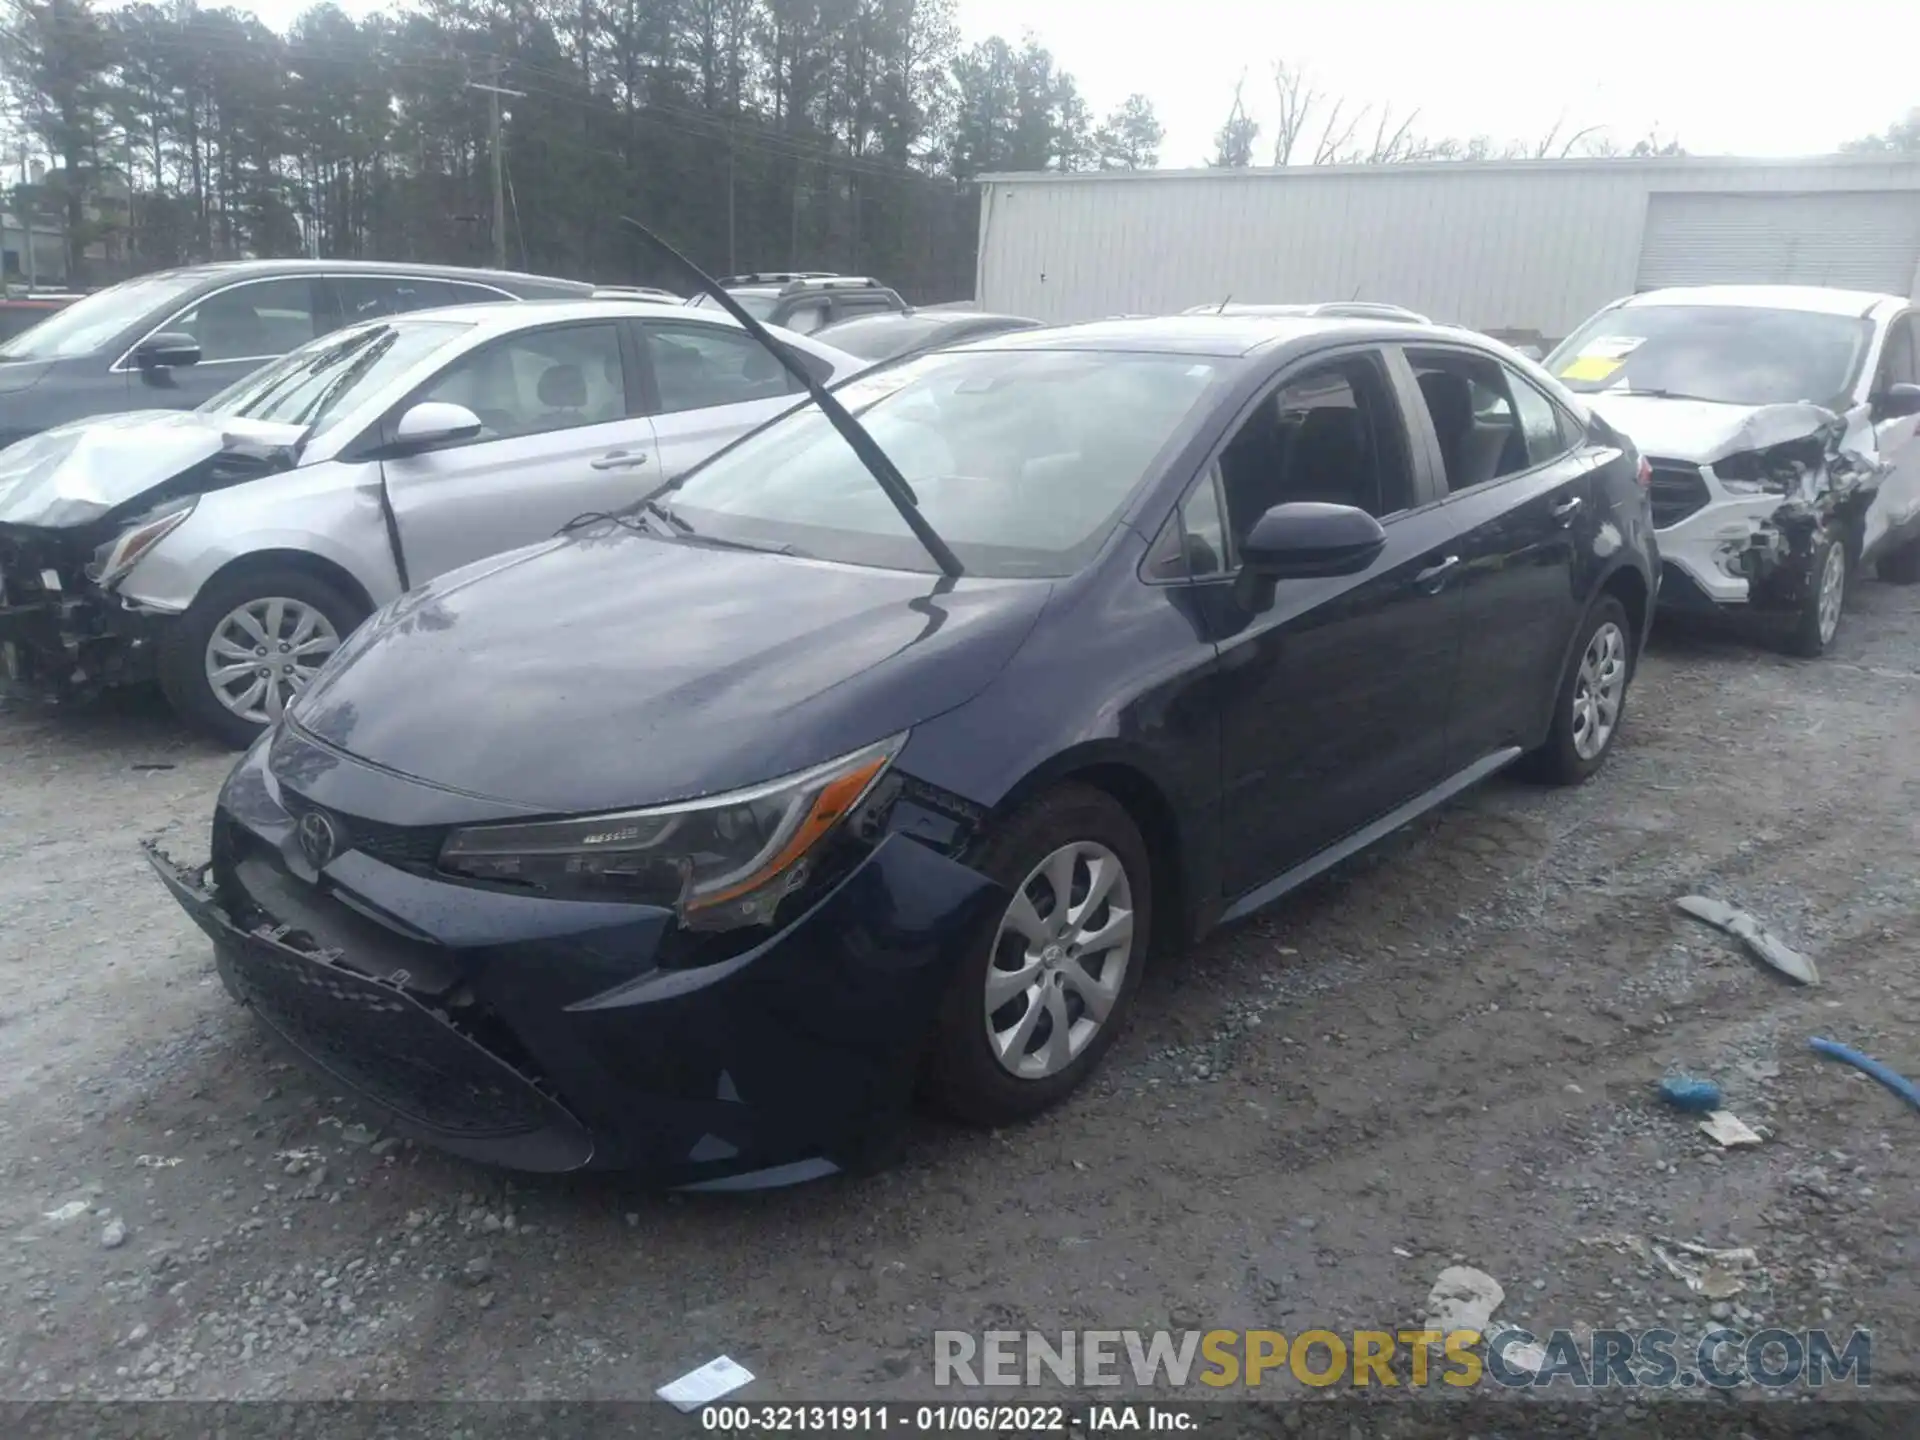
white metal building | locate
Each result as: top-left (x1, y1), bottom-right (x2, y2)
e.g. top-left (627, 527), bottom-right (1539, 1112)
top-left (973, 155), bottom-right (1920, 343)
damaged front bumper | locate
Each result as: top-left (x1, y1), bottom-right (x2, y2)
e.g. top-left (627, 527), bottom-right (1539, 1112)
top-left (143, 735), bottom-right (1003, 1185)
top-left (0, 539), bottom-right (167, 702)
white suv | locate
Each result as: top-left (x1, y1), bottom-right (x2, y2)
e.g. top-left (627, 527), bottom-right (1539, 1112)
top-left (1546, 286), bottom-right (1920, 656)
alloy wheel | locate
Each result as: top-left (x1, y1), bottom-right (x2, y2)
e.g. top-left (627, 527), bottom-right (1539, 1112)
top-left (204, 597), bottom-right (341, 725)
top-left (1817, 543), bottom-right (1846, 648)
top-left (1570, 620), bottom-right (1627, 761)
top-left (984, 840), bottom-right (1136, 1080)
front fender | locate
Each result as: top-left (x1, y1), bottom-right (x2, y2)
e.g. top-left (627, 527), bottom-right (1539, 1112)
top-left (114, 480), bottom-right (402, 613)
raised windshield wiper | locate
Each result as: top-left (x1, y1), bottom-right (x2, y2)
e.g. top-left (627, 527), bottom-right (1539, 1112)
top-left (617, 215), bottom-right (964, 579)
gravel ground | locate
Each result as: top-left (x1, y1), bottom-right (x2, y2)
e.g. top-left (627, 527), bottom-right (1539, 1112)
top-left (2, 583), bottom-right (1917, 1412)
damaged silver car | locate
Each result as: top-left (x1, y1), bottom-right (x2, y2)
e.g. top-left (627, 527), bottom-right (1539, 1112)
top-left (1547, 286), bottom-right (1920, 656)
top-left (0, 299), bottom-right (863, 744)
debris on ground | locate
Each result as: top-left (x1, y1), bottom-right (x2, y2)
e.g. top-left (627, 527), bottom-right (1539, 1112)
top-left (456, 1255), bottom-right (493, 1288)
top-left (658, 1355), bottom-right (755, 1411)
top-left (1675, 895), bottom-right (1819, 984)
top-left (1651, 1239), bottom-right (1759, 1299)
top-left (99, 1219), bottom-right (128, 1250)
top-left (42, 1200), bottom-right (88, 1223)
top-left (133, 1155), bottom-right (182, 1169)
top-left (1422, 1265), bottom-right (1504, 1342)
top-left (1699, 1111), bottom-right (1765, 1148)
top-left (1809, 1037), bottom-right (1920, 1113)
top-left (1658, 1076), bottom-right (1722, 1112)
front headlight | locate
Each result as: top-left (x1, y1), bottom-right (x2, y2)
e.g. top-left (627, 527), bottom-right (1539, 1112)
top-left (438, 732), bottom-right (906, 929)
top-left (90, 497), bottom-right (198, 586)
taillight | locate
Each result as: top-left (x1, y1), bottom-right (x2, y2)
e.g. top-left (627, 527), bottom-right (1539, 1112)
top-left (1636, 456), bottom-right (1652, 488)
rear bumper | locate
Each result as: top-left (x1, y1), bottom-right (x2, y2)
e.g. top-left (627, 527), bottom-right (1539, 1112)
top-left (146, 736), bottom-right (1003, 1185)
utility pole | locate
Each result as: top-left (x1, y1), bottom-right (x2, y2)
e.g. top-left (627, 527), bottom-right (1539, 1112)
top-left (466, 73), bottom-right (525, 270)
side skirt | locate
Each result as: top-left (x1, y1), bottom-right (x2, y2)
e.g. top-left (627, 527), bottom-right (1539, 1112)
top-left (1218, 746), bottom-right (1524, 927)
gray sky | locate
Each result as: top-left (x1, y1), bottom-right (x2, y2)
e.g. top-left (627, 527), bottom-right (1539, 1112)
top-left (232, 0), bottom-right (1911, 166)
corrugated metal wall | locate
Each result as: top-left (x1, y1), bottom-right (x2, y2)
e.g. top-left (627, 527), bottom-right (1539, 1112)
top-left (975, 158), bottom-right (1920, 340)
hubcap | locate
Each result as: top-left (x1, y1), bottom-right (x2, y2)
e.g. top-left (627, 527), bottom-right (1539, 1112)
top-left (204, 597), bottom-right (341, 725)
top-left (1570, 620), bottom-right (1627, 761)
top-left (1817, 543), bottom-right (1845, 646)
top-left (984, 840), bottom-right (1136, 1080)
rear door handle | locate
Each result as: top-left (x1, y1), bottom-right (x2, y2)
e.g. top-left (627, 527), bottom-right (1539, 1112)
top-left (591, 451), bottom-right (650, 470)
top-left (1415, 555), bottom-right (1460, 590)
top-left (1551, 495), bottom-right (1584, 522)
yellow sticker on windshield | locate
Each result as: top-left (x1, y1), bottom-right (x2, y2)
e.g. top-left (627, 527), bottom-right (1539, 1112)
top-left (1559, 354), bottom-right (1623, 383)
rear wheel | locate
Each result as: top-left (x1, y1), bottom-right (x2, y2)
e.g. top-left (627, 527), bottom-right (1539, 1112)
top-left (159, 567), bottom-right (367, 748)
top-left (923, 784), bottom-right (1152, 1127)
top-left (1522, 595), bottom-right (1633, 786)
top-left (1782, 530), bottom-right (1846, 658)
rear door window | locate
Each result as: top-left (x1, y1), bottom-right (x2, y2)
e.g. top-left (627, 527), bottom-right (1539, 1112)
top-left (413, 322), bottom-right (628, 441)
top-left (641, 321), bottom-right (804, 413)
top-left (1404, 350), bottom-right (1535, 493)
top-left (333, 275), bottom-right (451, 322)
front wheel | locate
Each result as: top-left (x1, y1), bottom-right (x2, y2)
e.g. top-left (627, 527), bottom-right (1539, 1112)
top-left (159, 567), bottom-right (367, 748)
top-left (1782, 530), bottom-right (1846, 659)
top-left (923, 784), bottom-right (1152, 1127)
top-left (1522, 595), bottom-right (1633, 786)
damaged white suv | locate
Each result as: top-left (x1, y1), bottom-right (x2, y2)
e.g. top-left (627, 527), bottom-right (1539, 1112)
top-left (1547, 286), bottom-right (1920, 656)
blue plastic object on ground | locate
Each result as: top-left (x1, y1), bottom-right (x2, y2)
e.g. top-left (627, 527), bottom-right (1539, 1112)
top-left (1808, 1038), bottom-right (1920, 1113)
top-left (1658, 1076), bottom-right (1723, 1113)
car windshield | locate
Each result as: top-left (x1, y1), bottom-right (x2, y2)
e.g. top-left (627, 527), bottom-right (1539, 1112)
top-left (0, 271), bottom-right (207, 361)
top-left (691, 291), bottom-right (778, 320)
top-left (663, 348), bottom-right (1225, 577)
top-left (201, 318), bottom-right (472, 435)
top-left (1547, 304), bottom-right (1874, 408)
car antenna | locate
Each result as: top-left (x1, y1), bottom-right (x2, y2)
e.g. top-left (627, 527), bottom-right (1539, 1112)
top-left (1215, 293), bottom-right (1231, 314)
top-left (617, 216), bottom-right (964, 579)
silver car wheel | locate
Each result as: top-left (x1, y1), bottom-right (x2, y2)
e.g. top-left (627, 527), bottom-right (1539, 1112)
top-left (204, 597), bottom-right (341, 725)
top-left (1817, 542), bottom-right (1846, 647)
top-left (984, 840), bottom-right (1135, 1080)
top-left (1570, 620), bottom-right (1628, 762)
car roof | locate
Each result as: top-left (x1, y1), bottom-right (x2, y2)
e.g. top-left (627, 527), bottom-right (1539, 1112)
top-left (383, 297), bottom-right (852, 354)
top-left (1621, 285), bottom-right (1904, 318)
top-left (964, 313), bottom-right (1472, 358)
top-left (124, 258), bottom-right (592, 291)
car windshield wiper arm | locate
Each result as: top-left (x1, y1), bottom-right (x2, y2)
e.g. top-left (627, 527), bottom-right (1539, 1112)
top-left (617, 215), bottom-right (963, 579)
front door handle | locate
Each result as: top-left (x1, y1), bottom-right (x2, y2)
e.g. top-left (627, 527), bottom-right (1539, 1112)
top-left (1550, 495), bottom-right (1584, 522)
top-left (591, 451), bottom-right (651, 470)
top-left (1415, 555), bottom-right (1460, 590)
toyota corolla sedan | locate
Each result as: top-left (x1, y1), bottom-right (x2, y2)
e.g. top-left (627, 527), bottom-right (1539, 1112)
top-left (149, 314), bottom-right (1657, 1188)
top-left (0, 300), bottom-right (862, 744)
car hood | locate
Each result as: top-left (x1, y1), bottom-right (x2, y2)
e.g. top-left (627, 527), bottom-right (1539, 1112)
top-left (0, 408), bottom-right (305, 529)
top-left (1584, 393), bottom-right (1841, 466)
top-left (288, 529), bottom-right (1053, 815)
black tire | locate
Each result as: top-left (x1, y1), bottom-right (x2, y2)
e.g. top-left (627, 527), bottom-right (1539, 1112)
top-left (1878, 537), bottom-right (1920, 586)
top-left (1781, 530), bottom-right (1846, 659)
top-left (1521, 594), bottom-right (1634, 787)
top-left (159, 566), bottom-right (368, 749)
top-left (923, 783), bottom-right (1153, 1127)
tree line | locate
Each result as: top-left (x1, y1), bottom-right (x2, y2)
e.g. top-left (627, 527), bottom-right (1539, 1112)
top-left (0, 0), bottom-right (1165, 292)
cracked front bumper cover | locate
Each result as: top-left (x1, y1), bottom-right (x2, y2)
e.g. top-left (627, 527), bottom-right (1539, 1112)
top-left (143, 742), bottom-right (1004, 1184)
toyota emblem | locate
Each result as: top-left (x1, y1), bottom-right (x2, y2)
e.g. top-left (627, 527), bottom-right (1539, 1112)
top-left (296, 810), bottom-right (339, 869)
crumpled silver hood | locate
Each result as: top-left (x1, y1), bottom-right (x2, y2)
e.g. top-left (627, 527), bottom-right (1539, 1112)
top-left (1584, 393), bottom-right (1840, 465)
top-left (0, 409), bottom-right (304, 529)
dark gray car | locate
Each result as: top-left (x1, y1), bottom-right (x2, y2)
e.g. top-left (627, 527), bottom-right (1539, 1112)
top-left (0, 260), bottom-right (591, 446)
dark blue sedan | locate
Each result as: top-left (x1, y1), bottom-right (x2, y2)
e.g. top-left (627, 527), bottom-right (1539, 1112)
top-left (148, 313), bottom-right (1658, 1188)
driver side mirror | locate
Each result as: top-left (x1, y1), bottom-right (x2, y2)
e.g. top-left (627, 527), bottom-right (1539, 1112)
top-left (1873, 381), bottom-right (1920, 421)
top-left (1240, 502), bottom-right (1388, 579)
top-left (390, 400), bottom-right (483, 453)
top-left (132, 331), bottom-right (202, 369)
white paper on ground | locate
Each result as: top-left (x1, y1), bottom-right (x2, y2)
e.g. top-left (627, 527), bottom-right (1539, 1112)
top-left (658, 1355), bottom-right (755, 1411)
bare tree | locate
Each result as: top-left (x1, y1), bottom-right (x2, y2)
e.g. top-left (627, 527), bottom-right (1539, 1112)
top-left (1527, 113), bottom-right (1603, 159)
top-left (1310, 96), bottom-right (1365, 165)
top-left (1270, 60), bottom-right (1319, 166)
top-left (1362, 104), bottom-right (1421, 163)
top-left (1210, 72), bottom-right (1259, 167)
